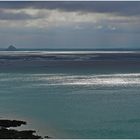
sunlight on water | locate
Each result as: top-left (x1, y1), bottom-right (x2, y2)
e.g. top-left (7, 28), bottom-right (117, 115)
top-left (0, 72), bottom-right (140, 138)
top-left (0, 73), bottom-right (140, 88)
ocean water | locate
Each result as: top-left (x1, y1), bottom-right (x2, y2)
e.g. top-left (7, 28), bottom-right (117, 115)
top-left (1, 51), bottom-right (140, 138)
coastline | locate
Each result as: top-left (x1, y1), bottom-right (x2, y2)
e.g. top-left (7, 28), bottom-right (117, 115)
top-left (0, 118), bottom-right (52, 139)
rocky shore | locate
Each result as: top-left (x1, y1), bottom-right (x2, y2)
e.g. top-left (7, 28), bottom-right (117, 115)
top-left (0, 119), bottom-right (50, 139)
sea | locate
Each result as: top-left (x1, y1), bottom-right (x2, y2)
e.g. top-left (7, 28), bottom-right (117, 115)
top-left (0, 49), bottom-right (140, 138)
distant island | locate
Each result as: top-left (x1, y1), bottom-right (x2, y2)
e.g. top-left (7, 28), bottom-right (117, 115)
top-left (6, 45), bottom-right (17, 51)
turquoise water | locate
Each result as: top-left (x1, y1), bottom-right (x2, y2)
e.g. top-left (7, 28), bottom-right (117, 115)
top-left (1, 51), bottom-right (140, 138)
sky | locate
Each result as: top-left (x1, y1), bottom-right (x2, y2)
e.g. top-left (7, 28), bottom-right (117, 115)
top-left (0, 1), bottom-right (140, 49)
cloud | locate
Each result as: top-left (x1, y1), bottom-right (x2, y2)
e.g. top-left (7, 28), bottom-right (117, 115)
top-left (0, 1), bottom-right (139, 34)
top-left (0, 9), bottom-right (106, 28)
top-left (0, 1), bottom-right (139, 29)
top-left (0, 9), bottom-right (40, 20)
top-left (0, 1), bottom-right (140, 17)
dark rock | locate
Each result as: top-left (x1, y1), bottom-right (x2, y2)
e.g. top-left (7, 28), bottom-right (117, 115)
top-left (0, 119), bottom-right (43, 139)
top-left (44, 135), bottom-right (52, 139)
top-left (6, 45), bottom-right (17, 51)
top-left (0, 120), bottom-right (26, 128)
top-left (0, 128), bottom-right (42, 139)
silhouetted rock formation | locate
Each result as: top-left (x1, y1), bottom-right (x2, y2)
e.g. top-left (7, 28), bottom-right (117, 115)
top-left (0, 119), bottom-right (44, 139)
top-left (0, 128), bottom-right (41, 139)
top-left (6, 45), bottom-right (17, 51)
top-left (0, 120), bottom-right (26, 128)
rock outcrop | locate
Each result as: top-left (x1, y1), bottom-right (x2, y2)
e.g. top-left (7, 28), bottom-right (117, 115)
top-left (6, 45), bottom-right (17, 51)
top-left (0, 119), bottom-right (43, 139)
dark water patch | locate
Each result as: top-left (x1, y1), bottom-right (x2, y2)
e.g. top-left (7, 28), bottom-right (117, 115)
top-left (108, 119), bottom-right (140, 124)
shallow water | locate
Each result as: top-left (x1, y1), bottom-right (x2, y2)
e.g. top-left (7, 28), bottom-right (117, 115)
top-left (1, 51), bottom-right (140, 138)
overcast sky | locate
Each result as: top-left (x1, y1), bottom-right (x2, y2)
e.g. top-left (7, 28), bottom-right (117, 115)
top-left (0, 1), bottom-right (140, 49)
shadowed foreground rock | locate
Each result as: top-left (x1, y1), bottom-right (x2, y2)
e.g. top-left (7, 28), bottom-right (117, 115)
top-left (0, 119), bottom-right (48, 139)
top-left (0, 120), bottom-right (26, 128)
top-left (0, 128), bottom-right (41, 139)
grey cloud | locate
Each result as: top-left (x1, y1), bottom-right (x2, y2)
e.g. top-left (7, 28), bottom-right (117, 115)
top-left (0, 9), bottom-right (41, 20)
top-left (0, 1), bottom-right (140, 16)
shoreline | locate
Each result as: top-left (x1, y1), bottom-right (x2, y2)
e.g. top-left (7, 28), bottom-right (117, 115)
top-left (0, 119), bottom-right (51, 139)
